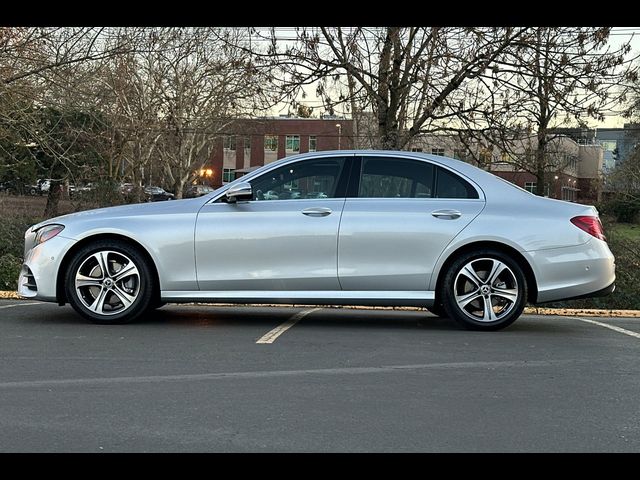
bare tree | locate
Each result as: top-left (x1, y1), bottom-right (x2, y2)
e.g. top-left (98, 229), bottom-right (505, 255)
top-left (0, 27), bottom-right (140, 215)
top-left (1, 27), bottom-right (136, 86)
top-left (108, 28), bottom-right (270, 198)
top-left (243, 27), bottom-right (530, 149)
top-left (468, 27), bottom-right (638, 195)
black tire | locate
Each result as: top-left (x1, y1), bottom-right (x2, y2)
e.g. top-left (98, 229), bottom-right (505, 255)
top-left (64, 239), bottom-right (155, 324)
top-left (427, 303), bottom-right (447, 318)
top-left (441, 249), bottom-right (527, 331)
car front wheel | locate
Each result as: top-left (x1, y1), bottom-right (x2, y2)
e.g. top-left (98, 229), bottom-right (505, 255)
top-left (441, 249), bottom-right (527, 331)
top-left (65, 240), bottom-right (155, 324)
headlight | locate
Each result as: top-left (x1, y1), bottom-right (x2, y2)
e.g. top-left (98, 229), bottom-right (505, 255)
top-left (34, 224), bottom-right (65, 246)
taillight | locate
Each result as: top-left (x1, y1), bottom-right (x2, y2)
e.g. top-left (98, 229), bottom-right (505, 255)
top-left (570, 216), bottom-right (607, 242)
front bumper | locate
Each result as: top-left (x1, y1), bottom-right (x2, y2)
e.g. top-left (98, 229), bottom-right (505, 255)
top-left (17, 235), bottom-right (77, 301)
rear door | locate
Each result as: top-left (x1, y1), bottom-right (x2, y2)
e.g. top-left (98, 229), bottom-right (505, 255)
top-left (337, 155), bottom-right (485, 291)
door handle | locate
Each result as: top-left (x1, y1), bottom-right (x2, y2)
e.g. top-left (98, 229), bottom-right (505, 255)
top-left (302, 207), bottom-right (332, 217)
top-left (431, 209), bottom-right (461, 219)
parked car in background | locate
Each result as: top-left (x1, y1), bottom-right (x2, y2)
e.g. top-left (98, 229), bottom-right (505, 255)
top-left (144, 186), bottom-right (174, 202)
top-left (24, 182), bottom-right (40, 196)
top-left (18, 150), bottom-right (615, 330)
top-left (69, 183), bottom-right (94, 199)
top-left (37, 179), bottom-right (51, 194)
top-left (0, 181), bottom-right (16, 193)
top-left (119, 183), bottom-right (135, 195)
top-left (184, 184), bottom-right (214, 198)
top-left (1, 179), bottom-right (35, 195)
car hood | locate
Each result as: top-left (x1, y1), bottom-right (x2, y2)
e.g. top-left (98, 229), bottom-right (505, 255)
top-left (31, 197), bottom-right (205, 232)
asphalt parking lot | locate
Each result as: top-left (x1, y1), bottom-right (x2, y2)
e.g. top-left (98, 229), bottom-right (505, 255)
top-left (1, 298), bottom-right (639, 452)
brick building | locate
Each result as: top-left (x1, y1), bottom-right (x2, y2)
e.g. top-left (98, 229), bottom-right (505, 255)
top-left (202, 116), bottom-right (354, 188)
top-left (198, 113), bottom-right (605, 204)
top-left (407, 133), bottom-right (603, 204)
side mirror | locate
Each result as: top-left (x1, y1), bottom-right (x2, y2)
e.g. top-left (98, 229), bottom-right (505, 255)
top-left (225, 182), bottom-right (252, 203)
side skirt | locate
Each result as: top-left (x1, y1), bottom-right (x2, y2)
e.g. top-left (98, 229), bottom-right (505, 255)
top-left (160, 290), bottom-right (436, 308)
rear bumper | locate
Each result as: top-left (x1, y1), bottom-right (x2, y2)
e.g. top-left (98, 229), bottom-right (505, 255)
top-left (524, 238), bottom-right (615, 303)
top-left (535, 281), bottom-right (615, 304)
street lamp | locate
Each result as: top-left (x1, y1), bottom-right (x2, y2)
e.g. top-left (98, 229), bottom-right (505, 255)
top-left (335, 123), bottom-right (342, 150)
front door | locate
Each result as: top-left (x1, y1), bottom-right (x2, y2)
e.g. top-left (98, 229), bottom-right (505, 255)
top-left (195, 156), bottom-right (351, 291)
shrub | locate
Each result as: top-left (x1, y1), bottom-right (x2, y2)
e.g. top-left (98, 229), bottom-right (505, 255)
top-left (599, 198), bottom-right (640, 224)
top-left (0, 253), bottom-right (21, 290)
top-left (546, 221), bottom-right (640, 310)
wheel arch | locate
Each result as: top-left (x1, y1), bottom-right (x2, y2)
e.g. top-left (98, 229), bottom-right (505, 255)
top-left (56, 233), bottom-right (161, 306)
top-left (433, 240), bottom-right (538, 305)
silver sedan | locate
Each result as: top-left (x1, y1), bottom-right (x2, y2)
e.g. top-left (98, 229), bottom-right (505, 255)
top-left (18, 151), bottom-right (615, 330)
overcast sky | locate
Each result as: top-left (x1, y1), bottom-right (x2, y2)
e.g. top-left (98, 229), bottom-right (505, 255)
top-left (273, 27), bottom-right (640, 129)
top-left (601, 28), bottom-right (640, 127)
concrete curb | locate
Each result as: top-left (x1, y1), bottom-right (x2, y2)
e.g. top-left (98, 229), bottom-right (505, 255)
top-left (1, 290), bottom-right (639, 318)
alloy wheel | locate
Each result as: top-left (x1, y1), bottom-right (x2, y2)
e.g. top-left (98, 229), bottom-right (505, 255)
top-left (74, 250), bottom-right (141, 316)
top-left (453, 257), bottom-right (519, 323)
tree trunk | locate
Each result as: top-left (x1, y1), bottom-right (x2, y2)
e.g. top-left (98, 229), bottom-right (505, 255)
top-left (173, 178), bottom-right (185, 199)
top-left (536, 135), bottom-right (547, 197)
top-left (44, 180), bottom-right (62, 218)
top-left (536, 164), bottom-right (546, 197)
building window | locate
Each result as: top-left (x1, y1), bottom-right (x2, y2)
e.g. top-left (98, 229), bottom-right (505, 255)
top-left (244, 136), bottom-right (251, 152)
top-left (264, 135), bottom-right (278, 151)
top-left (223, 136), bottom-right (236, 151)
top-left (223, 168), bottom-right (235, 183)
top-left (286, 135), bottom-right (300, 153)
top-left (411, 147), bottom-right (423, 152)
top-left (562, 186), bottom-right (577, 202)
top-left (525, 182), bottom-right (550, 196)
top-left (309, 136), bottom-right (317, 152)
top-left (431, 148), bottom-right (445, 156)
top-left (453, 149), bottom-right (467, 161)
top-left (564, 155), bottom-right (577, 171)
top-left (478, 148), bottom-right (492, 165)
top-left (600, 140), bottom-right (617, 152)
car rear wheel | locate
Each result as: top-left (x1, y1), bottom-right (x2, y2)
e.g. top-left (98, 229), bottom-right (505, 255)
top-left (441, 249), bottom-right (527, 331)
top-left (65, 240), bottom-right (155, 324)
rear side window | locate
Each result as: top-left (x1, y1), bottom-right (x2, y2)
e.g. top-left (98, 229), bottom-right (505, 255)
top-left (435, 167), bottom-right (479, 199)
top-left (356, 157), bottom-right (479, 200)
top-left (359, 157), bottom-right (434, 198)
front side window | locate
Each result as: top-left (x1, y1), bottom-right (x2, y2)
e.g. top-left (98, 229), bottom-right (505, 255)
top-left (251, 157), bottom-right (346, 201)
